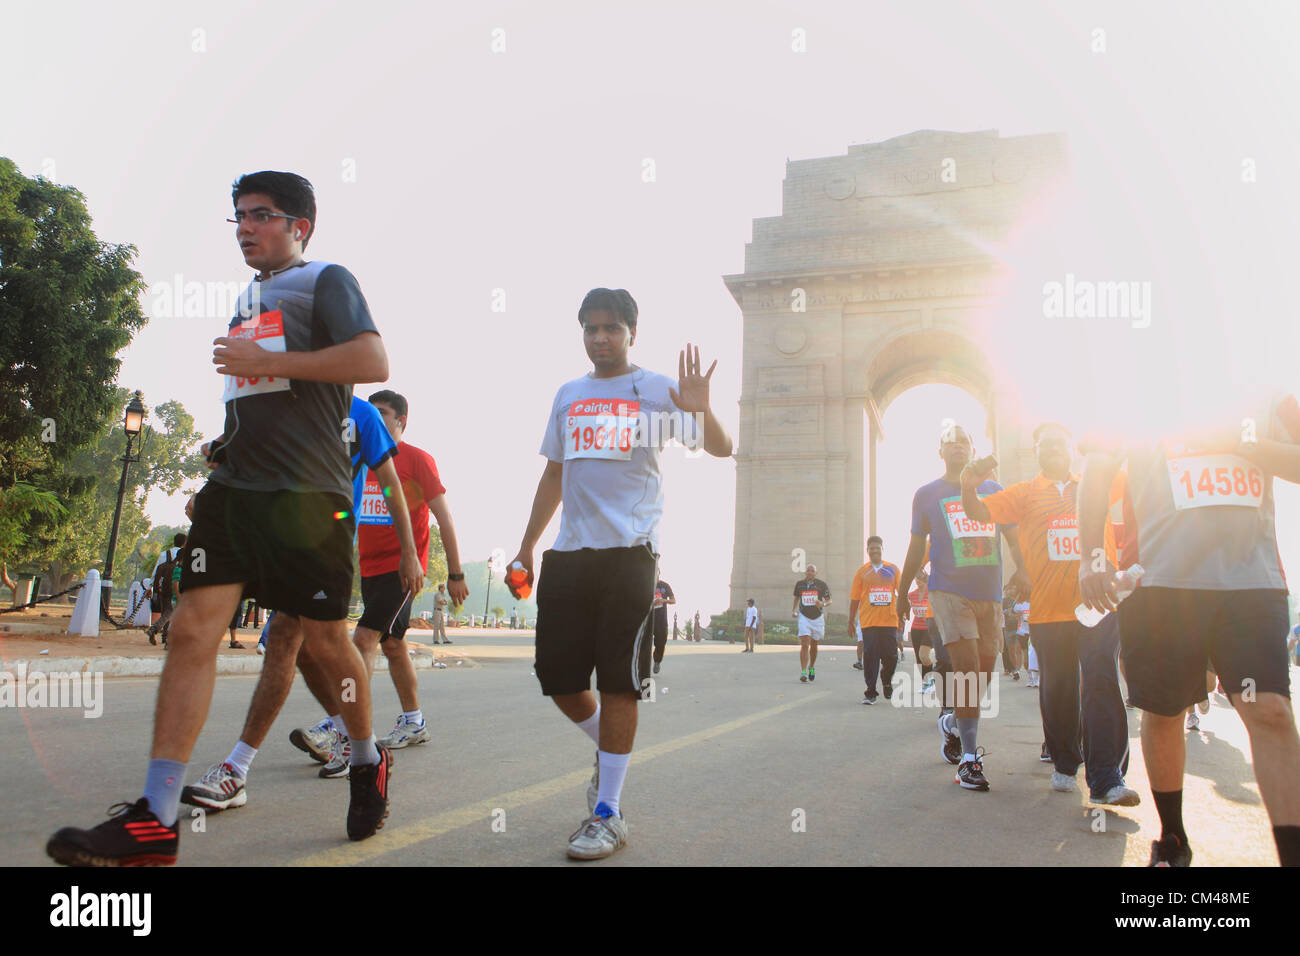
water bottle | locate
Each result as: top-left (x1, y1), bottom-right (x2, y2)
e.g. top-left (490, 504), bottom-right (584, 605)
top-left (1075, 564), bottom-right (1145, 627)
top-left (505, 560), bottom-right (533, 600)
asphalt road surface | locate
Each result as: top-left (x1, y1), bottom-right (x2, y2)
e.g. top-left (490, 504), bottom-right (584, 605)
top-left (3, 641), bottom-right (1289, 866)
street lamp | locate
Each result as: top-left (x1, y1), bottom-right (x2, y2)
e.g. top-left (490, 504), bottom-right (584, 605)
top-left (102, 391), bottom-right (146, 618)
top-left (484, 554), bottom-right (500, 624)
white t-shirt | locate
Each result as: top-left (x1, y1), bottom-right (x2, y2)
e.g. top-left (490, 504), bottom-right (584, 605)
top-left (539, 367), bottom-right (699, 552)
top-left (1014, 601), bottom-right (1031, 636)
top-left (745, 606), bottom-right (759, 628)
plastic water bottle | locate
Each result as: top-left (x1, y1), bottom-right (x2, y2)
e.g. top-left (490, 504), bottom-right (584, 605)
top-left (1075, 564), bottom-right (1145, 627)
top-left (505, 561), bottom-right (533, 600)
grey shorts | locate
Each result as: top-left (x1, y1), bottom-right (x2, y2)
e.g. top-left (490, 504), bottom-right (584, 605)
top-left (928, 590), bottom-right (1003, 659)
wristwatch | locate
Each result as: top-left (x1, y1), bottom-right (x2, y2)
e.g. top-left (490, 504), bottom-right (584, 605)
top-left (448, 572), bottom-right (465, 582)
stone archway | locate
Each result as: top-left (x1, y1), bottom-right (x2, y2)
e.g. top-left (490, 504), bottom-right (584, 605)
top-left (724, 130), bottom-right (1067, 616)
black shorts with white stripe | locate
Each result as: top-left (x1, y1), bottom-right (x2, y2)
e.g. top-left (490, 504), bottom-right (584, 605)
top-left (534, 545), bottom-right (658, 698)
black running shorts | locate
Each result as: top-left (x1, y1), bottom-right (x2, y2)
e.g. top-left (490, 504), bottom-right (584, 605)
top-left (1119, 587), bottom-right (1291, 717)
top-left (358, 570), bottom-right (413, 641)
top-left (179, 480), bottom-right (354, 621)
top-left (910, 625), bottom-right (932, 648)
top-left (534, 545), bottom-right (657, 698)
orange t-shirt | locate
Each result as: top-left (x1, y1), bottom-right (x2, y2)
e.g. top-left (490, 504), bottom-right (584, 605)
top-left (980, 473), bottom-right (1117, 624)
top-left (849, 562), bottom-right (901, 628)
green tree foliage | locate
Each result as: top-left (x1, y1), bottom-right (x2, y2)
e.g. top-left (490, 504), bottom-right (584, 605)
top-left (0, 481), bottom-right (64, 568)
top-left (18, 391), bottom-right (207, 587)
top-left (0, 158), bottom-right (148, 462)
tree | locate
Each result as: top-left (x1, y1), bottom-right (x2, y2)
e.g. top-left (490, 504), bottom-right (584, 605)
top-left (17, 391), bottom-right (207, 589)
top-left (0, 481), bottom-right (64, 595)
top-left (425, 524), bottom-right (449, 590)
top-left (0, 158), bottom-right (148, 464)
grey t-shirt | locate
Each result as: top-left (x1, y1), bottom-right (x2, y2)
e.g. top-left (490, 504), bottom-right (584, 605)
top-left (210, 261), bottom-right (378, 499)
top-left (539, 367), bottom-right (699, 552)
top-left (1123, 389), bottom-right (1298, 591)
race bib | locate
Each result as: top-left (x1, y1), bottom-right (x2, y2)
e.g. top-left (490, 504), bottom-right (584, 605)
top-left (357, 476), bottom-right (393, 526)
top-left (868, 587), bottom-right (892, 606)
top-left (800, 590), bottom-right (820, 607)
top-left (1166, 449), bottom-right (1264, 511)
top-left (1046, 515), bottom-right (1081, 562)
top-left (912, 598), bottom-right (929, 618)
top-left (221, 310), bottom-right (291, 402)
top-left (941, 496), bottom-right (998, 566)
top-left (565, 399), bottom-right (639, 462)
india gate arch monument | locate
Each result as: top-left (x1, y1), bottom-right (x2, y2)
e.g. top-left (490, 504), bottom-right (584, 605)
top-left (724, 129), bottom-right (1068, 617)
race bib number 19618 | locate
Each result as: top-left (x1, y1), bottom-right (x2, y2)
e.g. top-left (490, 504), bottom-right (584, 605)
top-left (565, 399), bottom-right (639, 462)
top-left (221, 310), bottom-right (291, 402)
top-left (1166, 450), bottom-right (1264, 511)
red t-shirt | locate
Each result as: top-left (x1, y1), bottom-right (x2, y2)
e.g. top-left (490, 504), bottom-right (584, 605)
top-left (357, 441), bottom-right (446, 578)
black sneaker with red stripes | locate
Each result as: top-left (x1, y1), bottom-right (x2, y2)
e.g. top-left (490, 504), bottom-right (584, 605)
top-left (346, 744), bottom-right (393, 841)
top-left (46, 798), bottom-right (179, 866)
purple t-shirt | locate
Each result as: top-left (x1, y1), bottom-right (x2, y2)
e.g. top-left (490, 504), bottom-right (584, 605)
top-left (910, 476), bottom-right (1008, 603)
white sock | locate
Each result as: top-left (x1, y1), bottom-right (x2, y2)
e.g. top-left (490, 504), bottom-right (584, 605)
top-left (403, 709), bottom-right (424, 726)
top-left (575, 704), bottom-right (601, 746)
top-left (352, 734), bottom-right (380, 766)
top-left (330, 714), bottom-right (348, 738)
top-left (595, 750), bottom-right (630, 816)
top-left (226, 741), bottom-right (257, 779)
top-left (963, 752), bottom-right (979, 764)
top-left (941, 712), bottom-right (956, 736)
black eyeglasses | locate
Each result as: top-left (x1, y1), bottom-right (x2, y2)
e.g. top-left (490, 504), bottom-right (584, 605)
top-left (226, 210), bottom-right (298, 226)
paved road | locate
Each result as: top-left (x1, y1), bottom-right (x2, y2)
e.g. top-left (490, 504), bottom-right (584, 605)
top-left (3, 643), bottom-right (1288, 866)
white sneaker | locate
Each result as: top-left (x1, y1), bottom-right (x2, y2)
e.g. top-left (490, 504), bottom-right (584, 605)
top-left (586, 756), bottom-right (599, 813)
top-left (289, 720), bottom-right (336, 764)
top-left (566, 810), bottom-right (629, 860)
top-left (380, 715), bottom-right (430, 750)
top-left (255, 643), bottom-right (265, 656)
top-left (319, 736), bottom-right (351, 778)
top-left (1095, 785), bottom-right (1141, 807)
top-left (181, 761), bottom-right (248, 811)
top-left (433, 660), bottom-right (448, 668)
top-left (1050, 771), bottom-right (1078, 792)
top-left (1185, 712), bottom-right (1199, 731)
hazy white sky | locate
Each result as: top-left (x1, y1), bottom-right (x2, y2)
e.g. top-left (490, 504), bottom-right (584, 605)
top-left (5, 0), bottom-right (1300, 618)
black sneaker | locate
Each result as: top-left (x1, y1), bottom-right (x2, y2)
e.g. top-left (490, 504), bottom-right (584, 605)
top-left (808, 668), bottom-right (816, 682)
top-left (956, 748), bottom-right (990, 791)
top-left (347, 745), bottom-right (393, 841)
top-left (1040, 742), bottom-right (1052, 763)
top-left (653, 662), bottom-right (660, 675)
top-left (47, 798), bottom-right (179, 867)
top-left (938, 715), bottom-right (961, 765)
top-left (852, 661), bottom-right (864, 670)
top-left (1148, 834), bottom-right (1193, 867)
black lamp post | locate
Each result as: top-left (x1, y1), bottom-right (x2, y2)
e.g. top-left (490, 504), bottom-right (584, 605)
top-left (102, 391), bottom-right (146, 617)
top-left (484, 556), bottom-right (498, 624)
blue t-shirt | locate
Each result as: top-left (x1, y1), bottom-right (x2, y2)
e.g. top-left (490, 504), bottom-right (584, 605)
top-left (347, 395), bottom-right (397, 515)
top-left (911, 476), bottom-right (1008, 602)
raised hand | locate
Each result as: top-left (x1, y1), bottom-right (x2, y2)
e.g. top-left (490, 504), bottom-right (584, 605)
top-left (668, 343), bottom-right (717, 415)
